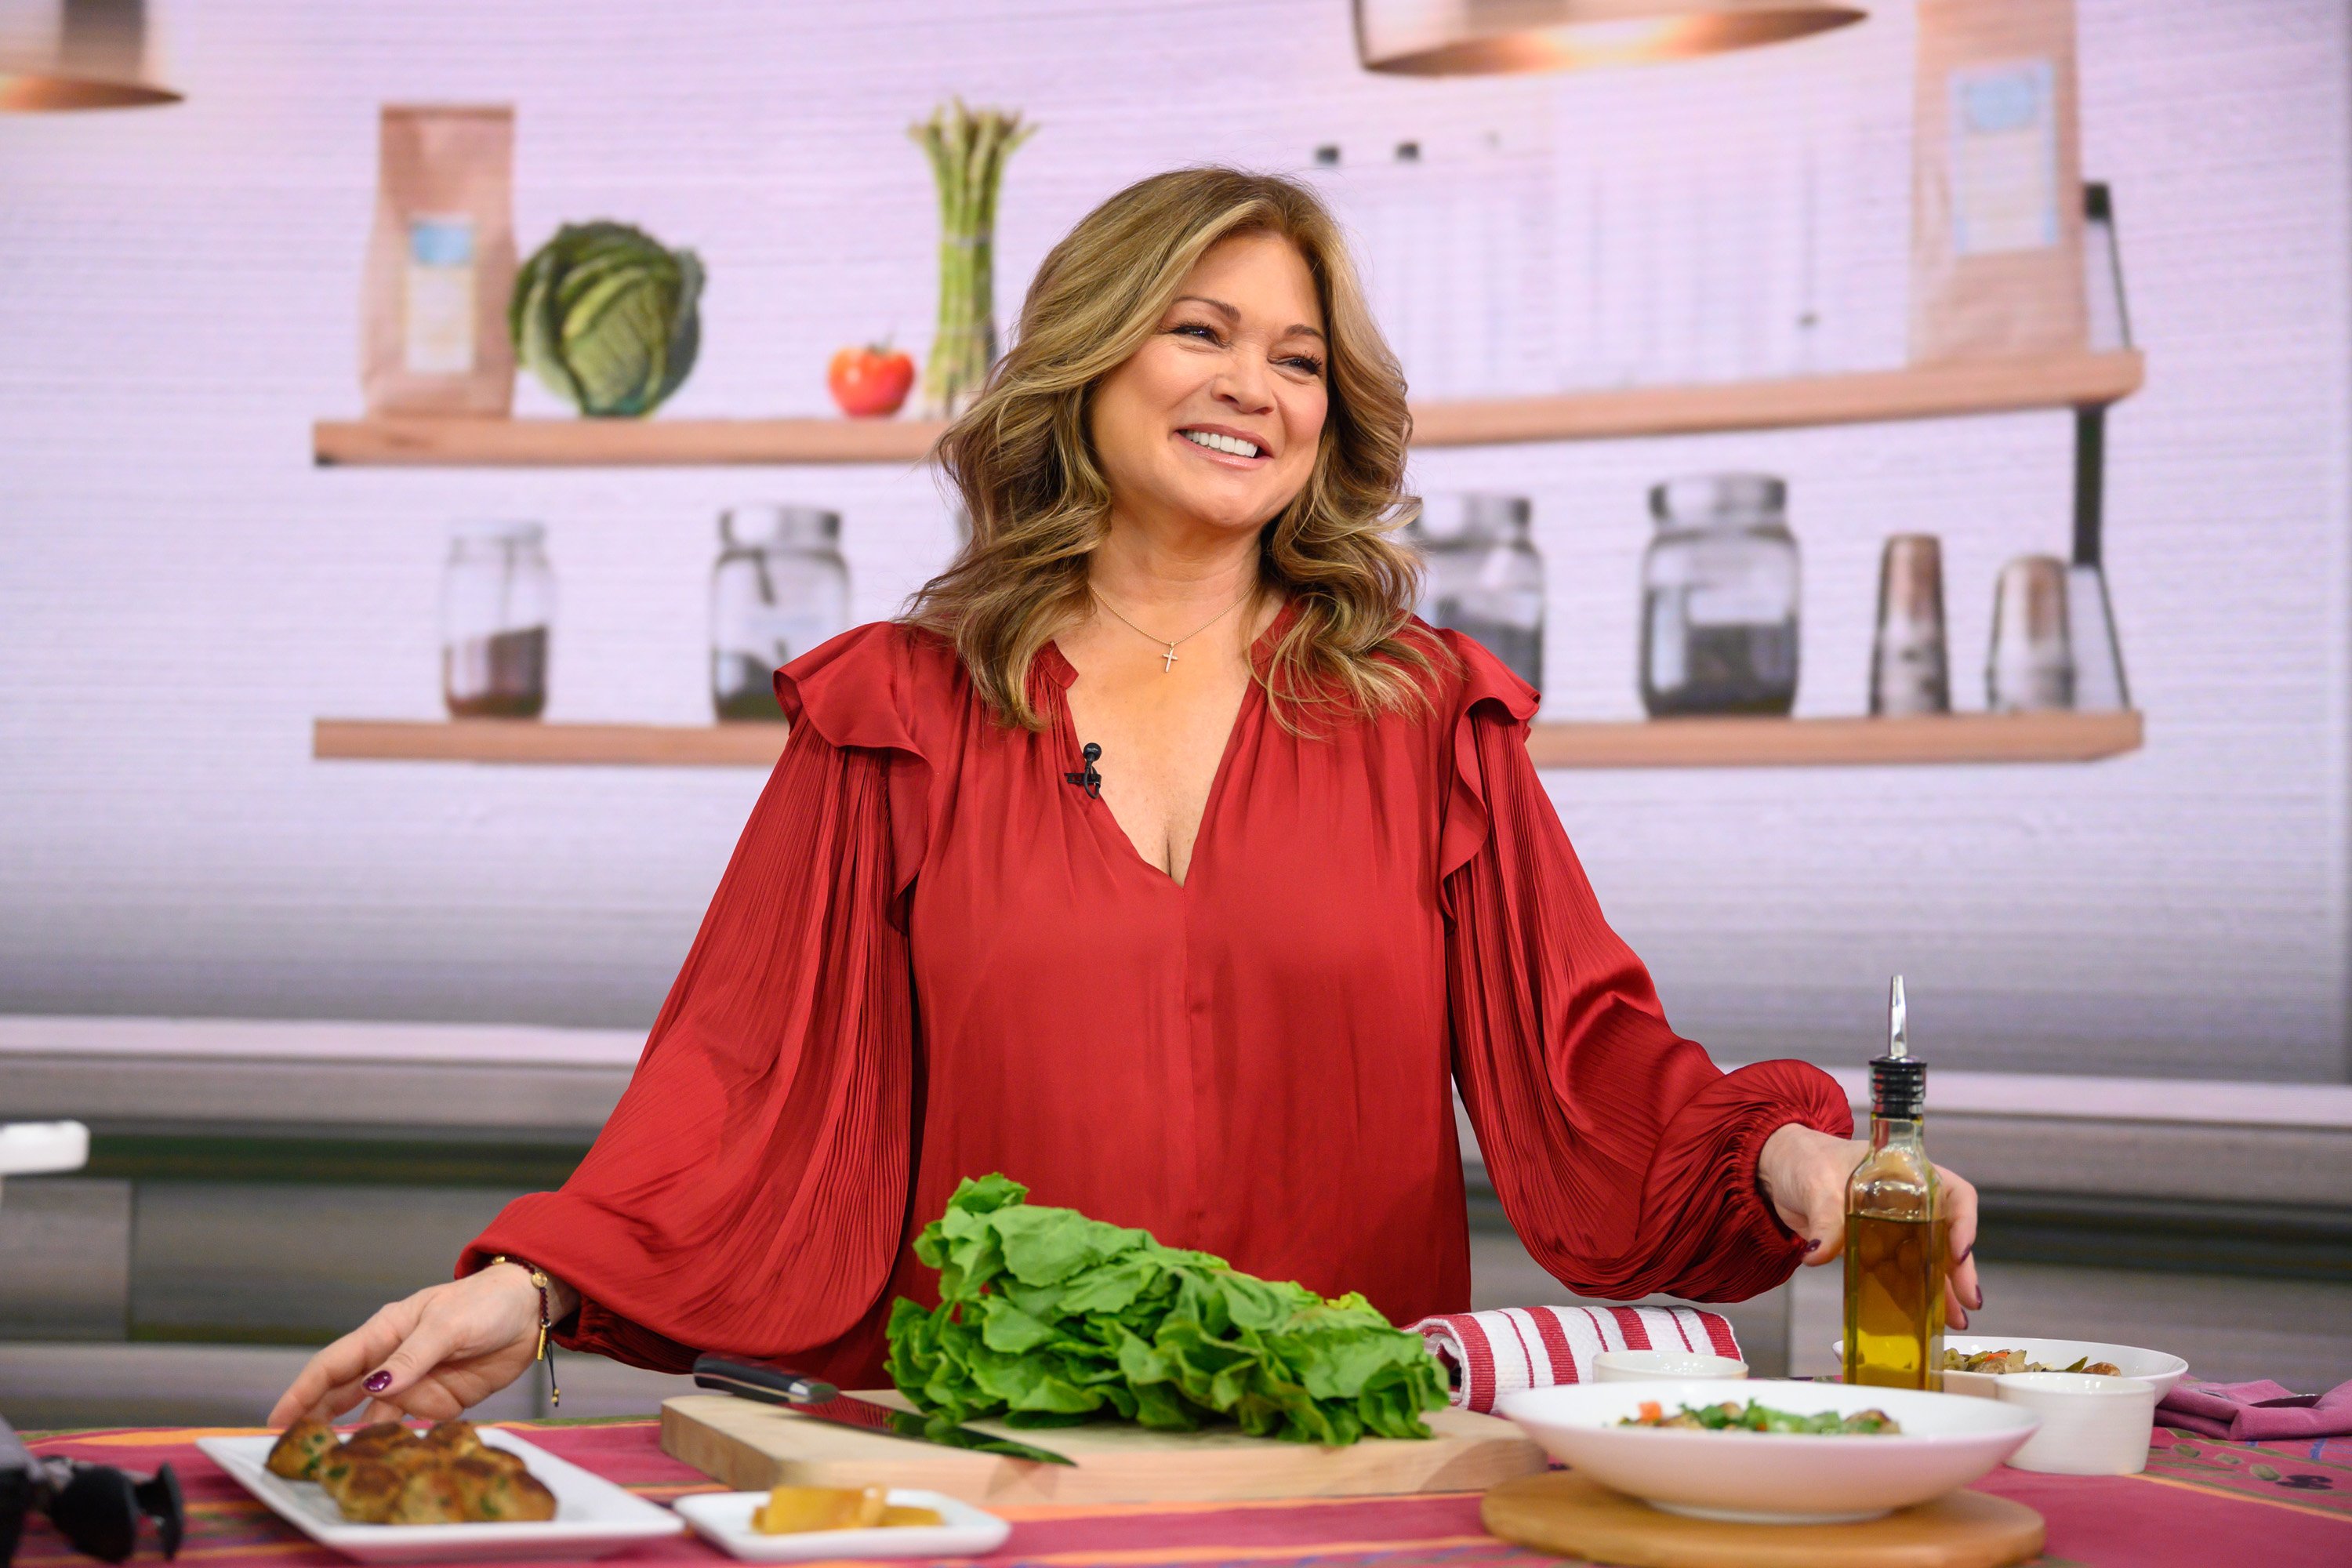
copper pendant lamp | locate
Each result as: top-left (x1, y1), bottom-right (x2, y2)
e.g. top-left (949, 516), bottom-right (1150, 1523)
top-left (1356, 0), bottom-right (1864, 75)
top-left (0, 0), bottom-right (180, 111)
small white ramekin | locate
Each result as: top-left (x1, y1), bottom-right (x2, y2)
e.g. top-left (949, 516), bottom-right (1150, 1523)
top-left (1592, 1349), bottom-right (1749, 1383)
top-left (1995, 1372), bottom-right (2160, 1474)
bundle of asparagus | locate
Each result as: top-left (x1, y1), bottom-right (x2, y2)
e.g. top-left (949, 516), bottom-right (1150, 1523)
top-left (909, 100), bottom-right (1034, 418)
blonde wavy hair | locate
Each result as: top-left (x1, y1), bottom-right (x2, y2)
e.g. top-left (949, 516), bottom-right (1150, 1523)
top-left (904, 165), bottom-right (1445, 731)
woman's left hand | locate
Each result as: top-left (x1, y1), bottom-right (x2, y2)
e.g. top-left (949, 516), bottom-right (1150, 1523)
top-left (1756, 1123), bottom-right (1982, 1329)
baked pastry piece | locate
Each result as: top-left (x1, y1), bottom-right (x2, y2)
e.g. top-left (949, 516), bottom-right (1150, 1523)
top-left (421, 1420), bottom-right (482, 1458)
top-left (448, 1454), bottom-right (557, 1522)
top-left (320, 1457), bottom-right (405, 1524)
top-left (288, 1415), bottom-right (554, 1526)
top-left (466, 1447), bottom-right (529, 1480)
top-left (375, 1440), bottom-right (440, 1478)
top-left (311, 1447), bottom-right (358, 1498)
top-left (387, 1468), bottom-right (469, 1525)
top-left (264, 1417), bottom-right (337, 1479)
top-left (339, 1423), bottom-right (414, 1461)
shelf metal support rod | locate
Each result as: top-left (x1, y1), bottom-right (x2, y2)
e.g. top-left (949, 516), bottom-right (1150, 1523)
top-left (2071, 405), bottom-right (2104, 569)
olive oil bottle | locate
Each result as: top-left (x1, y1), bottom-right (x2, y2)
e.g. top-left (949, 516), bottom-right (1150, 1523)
top-left (1842, 975), bottom-right (1948, 1390)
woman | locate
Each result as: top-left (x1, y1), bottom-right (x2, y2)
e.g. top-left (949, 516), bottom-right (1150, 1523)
top-left (272, 169), bottom-right (1979, 1426)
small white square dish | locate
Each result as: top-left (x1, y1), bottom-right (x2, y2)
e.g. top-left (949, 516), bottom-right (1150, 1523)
top-left (672, 1489), bottom-right (1011, 1561)
top-left (195, 1427), bottom-right (686, 1563)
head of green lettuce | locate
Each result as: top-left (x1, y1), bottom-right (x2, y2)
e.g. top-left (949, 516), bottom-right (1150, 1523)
top-left (884, 1173), bottom-right (1450, 1444)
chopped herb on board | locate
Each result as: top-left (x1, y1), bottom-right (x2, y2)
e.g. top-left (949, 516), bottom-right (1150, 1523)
top-left (884, 1174), bottom-right (1450, 1444)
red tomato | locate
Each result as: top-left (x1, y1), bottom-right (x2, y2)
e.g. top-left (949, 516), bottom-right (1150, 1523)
top-left (827, 343), bottom-right (916, 418)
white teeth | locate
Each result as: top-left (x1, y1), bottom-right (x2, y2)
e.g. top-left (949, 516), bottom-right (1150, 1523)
top-left (1181, 429), bottom-right (1261, 458)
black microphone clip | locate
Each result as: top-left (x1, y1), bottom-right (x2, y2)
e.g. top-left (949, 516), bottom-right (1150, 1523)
top-left (1065, 742), bottom-right (1102, 798)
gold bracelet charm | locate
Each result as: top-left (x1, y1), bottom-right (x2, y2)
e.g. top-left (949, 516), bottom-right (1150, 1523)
top-left (488, 1254), bottom-right (561, 1408)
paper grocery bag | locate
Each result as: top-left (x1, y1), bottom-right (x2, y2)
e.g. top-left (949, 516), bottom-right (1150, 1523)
top-left (361, 104), bottom-right (517, 416)
top-left (1910, 0), bottom-right (2088, 363)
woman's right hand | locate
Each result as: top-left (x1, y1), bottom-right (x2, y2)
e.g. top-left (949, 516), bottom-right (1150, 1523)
top-left (267, 1263), bottom-right (568, 1427)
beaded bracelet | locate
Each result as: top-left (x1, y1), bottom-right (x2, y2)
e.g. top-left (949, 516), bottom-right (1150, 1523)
top-left (489, 1254), bottom-right (561, 1408)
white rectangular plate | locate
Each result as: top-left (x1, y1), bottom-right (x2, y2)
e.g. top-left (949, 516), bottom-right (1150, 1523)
top-left (196, 1427), bottom-right (686, 1563)
top-left (673, 1490), bottom-right (1010, 1562)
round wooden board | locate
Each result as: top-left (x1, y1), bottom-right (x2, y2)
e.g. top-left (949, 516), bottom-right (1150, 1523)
top-left (1481, 1472), bottom-right (2044, 1568)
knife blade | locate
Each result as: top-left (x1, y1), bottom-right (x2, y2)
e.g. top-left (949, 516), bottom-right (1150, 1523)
top-left (690, 1356), bottom-right (1077, 1467)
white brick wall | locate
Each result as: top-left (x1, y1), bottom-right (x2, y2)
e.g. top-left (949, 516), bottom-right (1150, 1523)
top-left (1, 1), bottom-right (2343, 1080)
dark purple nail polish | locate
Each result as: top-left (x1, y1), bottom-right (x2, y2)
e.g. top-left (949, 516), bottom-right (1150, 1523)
top-left (1960, 1310), bottom-right (1970, 1330)
top-left (1804, 1238), bottom-right (1823, 1254)
top-left (1961, 1242), bottom-right (1975, 1262)
top-left (364, 1370), bottom-right (392, 1393)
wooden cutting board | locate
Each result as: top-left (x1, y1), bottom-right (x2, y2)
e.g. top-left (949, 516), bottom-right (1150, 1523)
top-left (660, 1391), bottom-right (1547, 1504)
top-left (1481, 1472), bottom-right (2045, 1568)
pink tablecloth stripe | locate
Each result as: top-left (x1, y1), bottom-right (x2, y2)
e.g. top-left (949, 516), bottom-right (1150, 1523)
top-left (19, 1418), bottom-right (2350, 1568)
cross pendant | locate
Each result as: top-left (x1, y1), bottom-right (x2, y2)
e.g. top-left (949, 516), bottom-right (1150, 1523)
top-left (1160, 644), bottom-right (1178, 673)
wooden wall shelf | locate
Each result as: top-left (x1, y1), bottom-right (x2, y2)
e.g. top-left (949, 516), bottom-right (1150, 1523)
top-left (314, 710), bottom-right (2143, 770)
top-left (311, 350), bottom-right (2143, 467)
top-left (314, 415), bottom-right (944, 467)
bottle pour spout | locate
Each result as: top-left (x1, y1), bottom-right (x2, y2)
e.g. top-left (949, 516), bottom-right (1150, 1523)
top-left (1871, 974), bottom-right (1926, 1120)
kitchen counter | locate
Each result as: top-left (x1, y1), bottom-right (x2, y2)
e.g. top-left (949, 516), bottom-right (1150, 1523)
top-left (0, 1014), bottom-right (641, 1136)
top-left (10, 1011), bottom-right (2350, 1145)
top-left (3, 1014), bottom-right (2347, 1359)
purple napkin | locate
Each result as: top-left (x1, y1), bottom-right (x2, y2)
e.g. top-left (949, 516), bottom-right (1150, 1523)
top-left (2156, 1377), bottom-right (2352, 1441)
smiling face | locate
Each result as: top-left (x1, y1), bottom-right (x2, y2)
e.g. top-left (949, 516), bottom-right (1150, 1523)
top-left (1087, 230), bottom-right (1330, 543)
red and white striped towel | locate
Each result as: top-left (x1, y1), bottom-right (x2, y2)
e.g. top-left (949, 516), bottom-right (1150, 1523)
top-left (1411, 1305), bottom-right (1743, 1413)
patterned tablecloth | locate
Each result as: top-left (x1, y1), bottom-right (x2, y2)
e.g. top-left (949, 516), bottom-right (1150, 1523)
top-left (16, 1420), bottom-right (2347, 1568)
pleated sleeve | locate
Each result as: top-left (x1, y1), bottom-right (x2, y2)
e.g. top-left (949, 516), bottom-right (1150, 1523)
top-left (459, 626), bottom-right (929, 1377)
top-left (1437, 634), bottom-right (1853, 1305)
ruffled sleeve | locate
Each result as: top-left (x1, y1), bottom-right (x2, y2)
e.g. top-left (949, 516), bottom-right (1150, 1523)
top-left (459, 626), bottom-right (932, 1377)
top-left (773, 623), bottom-right (942, 917)
top-left (1437, 633), bottom-right (1853, 1304)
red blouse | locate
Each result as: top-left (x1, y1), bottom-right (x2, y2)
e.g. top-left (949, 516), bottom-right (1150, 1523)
top-left (463, 615), bottom-right (1850, 1385)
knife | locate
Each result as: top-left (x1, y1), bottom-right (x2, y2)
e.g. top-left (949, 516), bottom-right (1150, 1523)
top-left (690, 1356), bottom-right (1078, 1466)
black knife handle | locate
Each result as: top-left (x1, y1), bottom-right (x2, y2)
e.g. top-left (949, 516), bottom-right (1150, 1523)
top-left (691, 1355), bottom-right (839, 1407)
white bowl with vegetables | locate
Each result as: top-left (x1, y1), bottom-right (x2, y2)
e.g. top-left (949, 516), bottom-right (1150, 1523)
top-left (1495, 1378), bottom-right (2039, 1524)
top-left (1825, 1337), bottom-right (2187, 1400)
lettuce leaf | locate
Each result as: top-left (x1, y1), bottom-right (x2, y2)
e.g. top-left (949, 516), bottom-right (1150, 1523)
top-left (884, 1174), bottom-right (1449, 1444)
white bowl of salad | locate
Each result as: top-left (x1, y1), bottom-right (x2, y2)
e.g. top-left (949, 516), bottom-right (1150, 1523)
top-left (1824, 1336), bottom-right (2187, 1400)
top-left (1494, 1378), bottom-right (2039, 1524)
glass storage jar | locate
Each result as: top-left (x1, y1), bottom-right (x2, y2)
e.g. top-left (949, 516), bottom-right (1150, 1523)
top-left (1640, 474), bottom-right (1800, 717)
top-left (711, 504), bottom-right (850, 721)
top-left (1407, 493), bottom-right (1544, 690)
top-left (441, 522), bottom-right (554, 719)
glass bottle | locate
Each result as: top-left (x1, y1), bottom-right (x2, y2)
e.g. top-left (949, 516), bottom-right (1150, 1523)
top-left (1986, 555), bottom-right (2074, 713)
top-left (1640, 474), bottom-right (1800, 717)
top-left (1407, 493), bottom-right (1544, 690)
top-left (1842, 975), bottom-right (1947, 1392)
top-left (710, 505), bottom-right (850, 722)
top-left (441, 522), bottom-right (554, 720)
top-left (1869, 534), bottom-right (1951, 717)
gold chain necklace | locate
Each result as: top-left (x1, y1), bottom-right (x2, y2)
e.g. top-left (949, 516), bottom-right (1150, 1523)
top-left (1091, 584), bottom-right (1257, 673)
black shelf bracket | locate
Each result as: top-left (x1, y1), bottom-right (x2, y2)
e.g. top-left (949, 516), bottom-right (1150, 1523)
top-left (2072, 404), bottom-right (2105, 569)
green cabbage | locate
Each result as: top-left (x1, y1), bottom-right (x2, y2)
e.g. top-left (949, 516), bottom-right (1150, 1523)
top-left (884, 1174), bottom-right (1450, 1445)
top-left (510, 222), bottom-right (702, 417)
